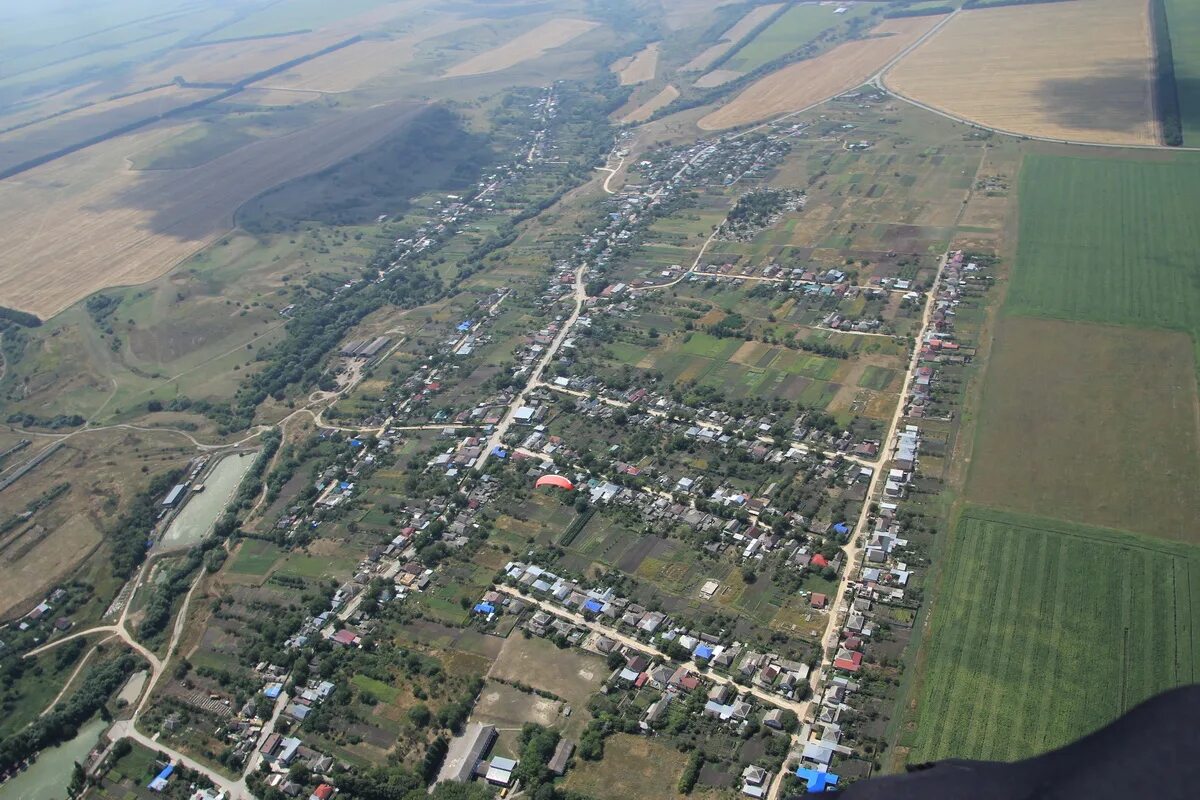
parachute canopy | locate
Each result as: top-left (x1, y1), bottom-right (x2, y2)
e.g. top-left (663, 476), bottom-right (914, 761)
top-left (535, 474), bottom-right (574, 491)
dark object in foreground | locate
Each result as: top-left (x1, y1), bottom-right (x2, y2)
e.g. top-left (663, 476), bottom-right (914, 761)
top-left (824, 684), bottom-right (1200, 799)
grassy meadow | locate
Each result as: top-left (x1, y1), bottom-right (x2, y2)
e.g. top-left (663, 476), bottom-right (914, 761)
top-left (911, 507), bottom-right (1200, 762)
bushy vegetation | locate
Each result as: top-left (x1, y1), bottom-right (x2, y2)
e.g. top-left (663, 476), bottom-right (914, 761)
top-left (0, 654), bottom-right (138, 772)
top-left (109, 468), bottom-right (187, 579)
top-left (0, 305), bottom-right (41, 327)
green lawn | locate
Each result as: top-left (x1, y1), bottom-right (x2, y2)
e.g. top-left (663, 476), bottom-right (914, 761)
top-left (910, 507), bottom-right (1200, 762)
top-left (1007, 154), bottom-right (1200, 364)
top-left (229, 539), bottom-right (282, 576)
top-left (1166, 0), bottom-right (1200, 143)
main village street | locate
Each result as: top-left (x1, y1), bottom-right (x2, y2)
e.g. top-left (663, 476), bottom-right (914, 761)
top-left (496, 587), bottom-right (812, 721)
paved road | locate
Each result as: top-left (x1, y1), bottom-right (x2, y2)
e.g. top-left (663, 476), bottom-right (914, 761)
top-left (476, 265), bottom-right (587, 472)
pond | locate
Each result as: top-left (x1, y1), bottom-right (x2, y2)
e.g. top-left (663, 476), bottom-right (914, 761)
top-left (158, 452), bottom-right (256, 551)
top-left (0, 717), bottom-right (107, 800)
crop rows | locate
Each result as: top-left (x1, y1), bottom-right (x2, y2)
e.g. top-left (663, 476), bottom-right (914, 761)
top-left (1007, 155), bottom-right (1200, 351)
top-left (912, 509), bottom-right (1200, 762)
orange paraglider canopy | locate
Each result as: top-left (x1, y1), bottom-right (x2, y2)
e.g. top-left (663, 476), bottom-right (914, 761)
top-left (535, 474), bottom-right (574, 491)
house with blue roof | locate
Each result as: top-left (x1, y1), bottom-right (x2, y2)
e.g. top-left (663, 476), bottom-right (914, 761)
top-left (583, 599), bottom-right (603, 614)
top-left (474, 602), bottom-right (496, 615)
top-left (694, 644), bottom-right (714, 660)
top-left (795, 767), bottom-right (839, 793)
top-left (148, 764), bottom-right (174, 791)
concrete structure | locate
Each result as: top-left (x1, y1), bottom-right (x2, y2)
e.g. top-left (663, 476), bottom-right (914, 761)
top-left (436, 723), bottom-right (497, 784)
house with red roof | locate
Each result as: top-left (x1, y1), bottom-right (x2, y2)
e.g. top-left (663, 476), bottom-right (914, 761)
top-left (832, 651), bottom-right (862, 673)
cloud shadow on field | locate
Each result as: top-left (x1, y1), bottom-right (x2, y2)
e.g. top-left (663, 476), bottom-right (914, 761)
top-left (1033, 59), bottom-right (1155, 136)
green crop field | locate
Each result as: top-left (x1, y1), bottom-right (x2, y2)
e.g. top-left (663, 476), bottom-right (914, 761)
top-left (1164, 0), bottom-right (1200, 142)
top-left (1006, 154), bottom-right (1200, 360)
top-left (911, 507), bottom-right (1200, 763)
top-left (723, 4), bottom-right (860, 73)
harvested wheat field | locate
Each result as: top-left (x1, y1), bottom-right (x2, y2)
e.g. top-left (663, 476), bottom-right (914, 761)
top-left (0, 102), bottom-right (421, 318)
top-left (623, 85), bottom-right (680, 123)
top-left (699, 15), bottom-right (942, 130)
top-left (133, 31), bottom-right (354, 86)
top-left (682, 3), bottom-right (783, 72)
top-left (886, 0), bottom-right (1157, 145)
top-left (261, 19), bottom-right (473, 93)
top-left (615, 42), bottom-right (660, 85)
top-left (444, 18), bottom-right (599, 77)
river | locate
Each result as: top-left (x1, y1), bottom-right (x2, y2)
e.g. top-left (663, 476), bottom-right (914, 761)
top-left (158, 452), bottom-right (256, 550)
top-left (0, 718), bottom-right (106, 800)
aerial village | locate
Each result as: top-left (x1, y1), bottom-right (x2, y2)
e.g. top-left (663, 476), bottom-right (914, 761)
top-left (2, 98), bottom-right (993, 800)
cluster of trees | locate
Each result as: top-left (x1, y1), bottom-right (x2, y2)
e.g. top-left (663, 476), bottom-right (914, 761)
top-left (109, 468), bottom-right (186, 579)
top-left (209, 264), bottom-right (443, 433)
top-left (0, 654), bottom-right (138, 773)
top-left (510, 723), bottom-right (562, 800)
top-left (85, 294), bottom-right (120, 329)
top-left (6, 412), bottom-right (85, 429)
top-left (722, 190), bottom-right (796, 234)
top-left (0, 305), bottom-right (41, 327)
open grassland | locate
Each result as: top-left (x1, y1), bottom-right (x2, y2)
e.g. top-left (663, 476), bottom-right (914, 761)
top-left (966, 317), bottom-right (1200, 541)
top-left (911, 507), bottom-right (1200, 762)
top-left (886, 0), bottom-right (1158, 146)
top-left (564, 733), bottom-right (709, 800)
top-left (0, 427), bottom-right (194, 619)
top-left (615, 42), bottom-right (660, 85)
top-left (682, 3), bottom-right (784, 72)
top-left (0, 101), bottom-right (419, 318)
top-left (487, 635), bottom-right (605, 710)
top-left (721, 3), bottom-right (860, 73)
top-left (698, 15), bottom-right (943, 130)
top-left (622, 85), bottom-right (680, 123)
top-left (1165, 0), bottom-right (1200, 143)
top-left (1006, 154), bottom-right (1200, 356)
top-left (444, 18), bottom-right (600, 77)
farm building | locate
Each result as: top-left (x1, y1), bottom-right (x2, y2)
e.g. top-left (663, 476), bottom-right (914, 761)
top-left (548, 740), bottom-right (574, 775)
top-left (485, 756), bottom-right (518, 786)
top-left (437, 723), bottom-right (497, 784)
top-left (162, 484), bottom-right (188, 507)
